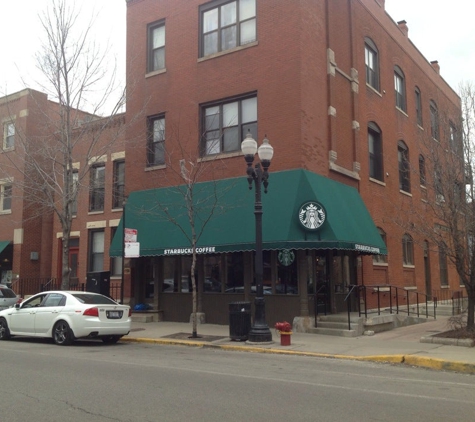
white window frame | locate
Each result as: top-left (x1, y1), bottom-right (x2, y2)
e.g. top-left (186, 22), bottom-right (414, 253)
top-left (3, 121), bottom-right (15, 150)
top-left (0, 181), bottom-right (12, 213)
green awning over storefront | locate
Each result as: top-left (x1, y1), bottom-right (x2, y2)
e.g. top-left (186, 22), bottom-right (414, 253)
top-left (0, 241), bottom-right (10, 255)
top-left (110, 169), bottom-right (387, 257)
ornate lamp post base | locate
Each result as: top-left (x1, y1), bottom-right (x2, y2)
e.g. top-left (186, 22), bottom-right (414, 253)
top-left (247, 297), bottom-right (272, 343)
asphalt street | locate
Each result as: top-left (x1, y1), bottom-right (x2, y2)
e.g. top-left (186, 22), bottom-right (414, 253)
top-left (1, 338), bottom-right (475, 422)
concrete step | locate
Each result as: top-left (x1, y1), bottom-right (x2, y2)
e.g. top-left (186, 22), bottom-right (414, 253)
top-left (309, 326), bottom-right (359, 337)
top-left (131, 314), bottom-right (154, 323)
top-left (317, 314), bottom-right (364, 324)
top-left (315, 321), bottom-right (359, 330)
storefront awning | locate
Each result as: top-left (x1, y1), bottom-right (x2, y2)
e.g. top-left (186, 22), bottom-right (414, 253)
top-left (0, 241), bottom-right (10, 255)
top-left (110, 169), bottom-right (386, 257)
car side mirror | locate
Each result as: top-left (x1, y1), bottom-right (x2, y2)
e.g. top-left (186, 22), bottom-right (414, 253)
top-left (14, 303), bottom-right (21, 309)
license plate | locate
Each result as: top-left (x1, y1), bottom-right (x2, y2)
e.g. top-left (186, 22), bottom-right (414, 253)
top-left (107, 311), bottom-right (122, 319)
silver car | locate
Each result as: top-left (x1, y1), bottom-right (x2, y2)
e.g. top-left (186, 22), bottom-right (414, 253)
top-left (0, 284), bottom-right (21, 310)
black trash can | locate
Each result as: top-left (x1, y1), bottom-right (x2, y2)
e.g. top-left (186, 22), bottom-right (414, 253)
top-left (229, 301), bottom-right (251, 341)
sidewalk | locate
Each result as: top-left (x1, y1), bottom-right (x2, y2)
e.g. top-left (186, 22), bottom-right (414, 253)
top-left (122, 316), bottom-right (475, 374)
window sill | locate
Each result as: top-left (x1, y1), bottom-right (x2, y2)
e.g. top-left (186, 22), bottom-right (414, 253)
top-left (198, 41), bottom-right (258, 63)
top-left (399, 190), bottom-right (412, 197)
top-left (440, 285), bottom-right (450, 289)
top-left (396, 106), bottom-right (408, 117)
top-left (404, 286), bottom-right (417, 290)
top-left (372, 262), bottom-right (388, 267)
top-left (417, 124), bottom-right (424, 131)
top-left (1, 146), bottom-right (15, 153)
top-left (111, 207), bottom-right (123, 212)
top-left (145, 68), bottom-right (167, 78)
top-left (0, 210), bottom-right (12, 215)
top-left (366, 84), bottom-right (382, 97)
top-left (403, 264), bottom-right (415, 269)
top-left (199, 150), bottom-right (242, 162)
top-left (88, 210), bottom-right (105, 215)
top-left (369, 177), bottom-right (386, 186)
top-left (145, 164), bottom-right (166, 171)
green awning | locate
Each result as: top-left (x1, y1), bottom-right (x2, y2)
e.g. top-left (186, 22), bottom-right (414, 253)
top-left (110, 169), bottom-right (386, 257)
top-left (0, 241), bottom-right (10, 255)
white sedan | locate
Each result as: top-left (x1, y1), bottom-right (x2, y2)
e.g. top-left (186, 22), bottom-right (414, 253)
top-left (0, 291), bottom-right (131, 345)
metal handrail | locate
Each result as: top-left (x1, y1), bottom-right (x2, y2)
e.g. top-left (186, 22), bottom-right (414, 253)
top-left (344, 285), bottom-right (359, 330)
top-left (362, 284), bottom-right (436, 319)
top-left (314, 283), bottom-right (329, 328)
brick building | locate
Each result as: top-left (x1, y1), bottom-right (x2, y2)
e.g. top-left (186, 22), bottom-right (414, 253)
top-left (0, 89), bottom-right (56, 284)
top-left (112, 0), bottom-right (463, 326)
top-left (0, 88), bottom-right (126, 299)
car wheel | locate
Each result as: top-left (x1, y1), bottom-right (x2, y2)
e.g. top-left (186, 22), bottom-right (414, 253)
top-left (0, 318), bottom-right (11, 340)
top-left (102, 335), bottom-right (122, 344)
top-left (53, 321), bottom-right (74, 346)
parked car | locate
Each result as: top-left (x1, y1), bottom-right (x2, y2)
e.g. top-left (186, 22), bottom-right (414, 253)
top-left (0, 291), bottom-right (131, 345)
top-left (0, 284), bottom-right (22, 310)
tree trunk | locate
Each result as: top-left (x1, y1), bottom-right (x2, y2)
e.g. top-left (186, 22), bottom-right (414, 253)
top-left (190, 250), bottom-right (198, 338)
top-left (467, 287), bottom-right (475, 330)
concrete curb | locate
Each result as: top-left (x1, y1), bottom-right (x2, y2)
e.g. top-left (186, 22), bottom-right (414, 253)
top-left (122, 337), bottom-right (475, 374)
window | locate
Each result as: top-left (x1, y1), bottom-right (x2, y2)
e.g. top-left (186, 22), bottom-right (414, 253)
top-left (430, 101), bottom-right (439, 140)
top-left (200, 0), bottom-right (256, 57)
top-left (0, 183), bottom-right (12, 212)
top-left (373, 228), bottom-right (387, 264)
top-left (89, 230), bottom-right (104, 272)
top-left (449, 122), bottom-right (458, 153)
top-left (368, 122), bottom-right (383, 181)
top-left (365, 38), bottom-right (379, 91)
top-left (419, 155), bottom-right (426, 186)
top-left (71, 170), bottom-right (78, 215)
top-left (402, 233), bottom-right (414, 266)
top-left (112, 160), bottom-right (125, 208)
top-left (394, 66), bottom-right (406, 112)
top-left (438, 242), bottom-right (448, 286)
top-left (202, 94), bottom-right (257, 156)
top-left (398, 141), bottom-right (410, 192)
top-left (3, 122), bottom-right (15, 149)
top-left (89, 164), bottom-right (105, 212)
top-left (110, 227), bottom-right (122, 277)
top-left (415, 87), bottom-right (423, 126)
top-left (147, 22), bottom-right (165, 72)
top-left (147, 116), bottom-right (165, 166)
top-left (434, 167), bottom-right (444, 202)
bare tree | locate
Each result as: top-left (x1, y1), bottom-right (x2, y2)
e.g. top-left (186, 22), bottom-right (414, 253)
top-left (401, 84), bottom-right (475, 330)
top-left (131, 121), bottom-right (238, 338)
top-left (0, 0), bottom-right (126, 289)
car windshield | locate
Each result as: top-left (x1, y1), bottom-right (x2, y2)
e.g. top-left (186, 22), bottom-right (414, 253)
top-left (71, 293), bottom-right (117, 305)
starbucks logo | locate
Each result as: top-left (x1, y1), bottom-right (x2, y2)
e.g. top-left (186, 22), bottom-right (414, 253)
top-left (278, 249), bottom-right (295, 266)
top-left (298, 201), bottom-right (325, 230)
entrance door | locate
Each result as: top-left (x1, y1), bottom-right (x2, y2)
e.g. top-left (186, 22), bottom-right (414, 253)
top-left (314, 254), bottom-right (330, 315)
top-left (424, 241), bottom-right (432, 299)
top-left (69, 247), bottom-right (79, 286)
top-left (332, 252), bottom-right (358, 313)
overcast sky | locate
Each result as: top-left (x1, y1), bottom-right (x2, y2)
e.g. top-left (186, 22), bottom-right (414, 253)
top-left (0, 0), bottom-right (473, 102)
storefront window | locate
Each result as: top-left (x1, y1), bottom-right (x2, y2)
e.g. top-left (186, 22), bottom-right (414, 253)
top-left (181, 256), bottom-right (193, 292)
top-left (204, 255), bottom-right (222, 292)
top-left (225, 253), bottom-right (244, 293)
top-left (162, 256), bottom-right (176, 293)
top-left (275, 251), bottom-right (298, 294)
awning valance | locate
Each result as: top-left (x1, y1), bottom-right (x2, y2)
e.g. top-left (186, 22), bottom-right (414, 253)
top-left (110, 169), bottom-right (386, 257)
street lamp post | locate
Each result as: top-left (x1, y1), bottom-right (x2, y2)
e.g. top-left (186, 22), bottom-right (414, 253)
top-left (241, 132), bottom-right (274, 343)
